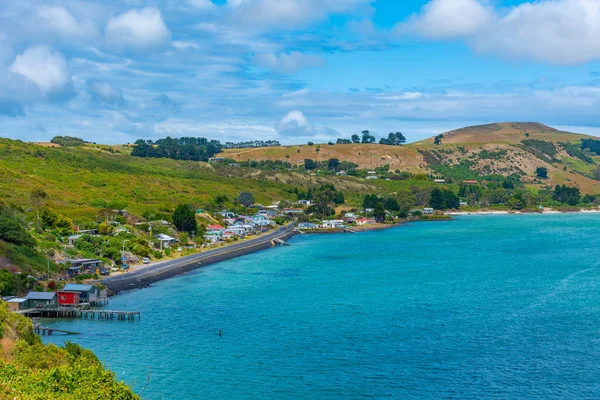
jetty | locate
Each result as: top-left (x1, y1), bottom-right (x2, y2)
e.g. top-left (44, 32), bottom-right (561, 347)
top-left (34, 323), bottom-right (79, 336)
top-left (20, 308), bottom-right (140, 321)
top-left (272, 238), bottom-right (290, 246)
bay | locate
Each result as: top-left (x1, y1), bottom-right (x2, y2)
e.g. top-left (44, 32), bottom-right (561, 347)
top-left (44, 214), bottom-right (600, 399)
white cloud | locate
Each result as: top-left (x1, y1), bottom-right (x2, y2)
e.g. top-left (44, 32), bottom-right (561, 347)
top-left (9, 46), bottom-right (71, 96)
top-left (105, 8), bottom-right (170, 49)
top-left (473, 0), bottom-right (600, 64)
top-left (173, 41), bottom-right (200, 51)
top-left (399, 0), bottom-right (600, 65)
top-left (36, 6), bottom-right (98, 40)
top-left (252, 52), bottom-right (324, 73)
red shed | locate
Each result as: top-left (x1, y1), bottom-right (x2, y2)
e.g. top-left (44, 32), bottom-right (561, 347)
top-left (57, 291), bottom-right (80, 306)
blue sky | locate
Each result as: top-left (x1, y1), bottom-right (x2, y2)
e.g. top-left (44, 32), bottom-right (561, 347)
top-left (3, 0), bottom-right (600, 144)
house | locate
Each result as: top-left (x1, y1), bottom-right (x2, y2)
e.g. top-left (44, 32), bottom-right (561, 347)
top-left (366, 176), bottom-right (379, 180)
top-left (6, 297), bottom-right (26, 311)
top-left (68, 234), bottom-right (82, 246)
top-left (155, 233), bottom-right (177, 247)
top-left (463, 180), bottom-right (478, 184)
top-left (24, 292), bottom-right (57, 309)
top-left (68, 259), bottom-right (103, 271)
top-left (336, 171), bottom-right (347, 176)
top-left (208, 157), bottom-right (226, 163)
top-left (206, 225), bottom-right (225, 236)
top-left (367, 171), bottom-right (377, 175)
top-left (423, 208), bottom-right (434, 215)
top-left (282, 208), bottom-right (304, 216)
top-left (57, 291), bottom-right (80, 306)
top-left (63, 284), bottom-right (102, 304)
top-left (297, 222), bottom-right (317, 229)
top-left (296, 200), bottom-right (311, 207)
top-left (68, 266), bottom-right (82, 277)
top-left (356, 217), bottom-right (373, 226)
top-left (220, 210), bottom-right (236, 218)
top-left (204, 234), bottom-right (221, 244)
top-left (322, 220), bottom-right (345, 229)
top-left (459, 201), bottom-right (468, 207)
top-left (228, 163), bottom-right (241, 168)
top-left (434, 179), bottom-right (445, 183)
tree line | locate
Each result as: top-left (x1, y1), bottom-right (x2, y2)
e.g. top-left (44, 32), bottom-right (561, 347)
top-left (131, 137), bottom-right (223, 161)
top-left (223, 140), bottom-right (280, 149)
top-left (336, 130), bottom-right (406, 146)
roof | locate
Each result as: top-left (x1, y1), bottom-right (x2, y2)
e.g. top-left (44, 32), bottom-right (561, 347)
top-left (208, 225), bottom-right (224, 229)
top-left (6, 297), bottom-right (26, 303)
top-left (25, 291), bottom-right (56, 300)
top-left (155, 233), bottom-right (176, 241)
top-left (64, 284), bottom-right (95, 292)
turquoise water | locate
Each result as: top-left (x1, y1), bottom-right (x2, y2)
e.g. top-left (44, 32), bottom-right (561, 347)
top-left (44, 214), bottom-right (600, 399)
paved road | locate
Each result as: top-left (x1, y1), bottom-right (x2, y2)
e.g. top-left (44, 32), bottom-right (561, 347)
top-left (102, 223), bottom-right (296, 284)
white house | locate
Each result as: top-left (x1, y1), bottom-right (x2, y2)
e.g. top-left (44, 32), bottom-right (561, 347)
top-left (296, 200), bottom-right (312, 206)
top-left (423, 208), bottom-right (434, 215)
top-left (366, 175), bottom-right (379, 180)
top-left (322, 220), bottom-right (345, 229)
top-left (155, 233), bottom-right (177, 248)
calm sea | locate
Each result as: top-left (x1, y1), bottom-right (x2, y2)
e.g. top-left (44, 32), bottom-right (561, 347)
top-left (44, 214), bottom-right (600, 399)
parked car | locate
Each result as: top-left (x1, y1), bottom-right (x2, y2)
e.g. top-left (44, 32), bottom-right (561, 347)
top-left (122, 264), bottom-right (130, 270)
top-left (111, 267), bottom-right (118, 272)
top-left (142, 257), bottom-right (151, 264)
top-left (99, 269), bottom-right (110, 276)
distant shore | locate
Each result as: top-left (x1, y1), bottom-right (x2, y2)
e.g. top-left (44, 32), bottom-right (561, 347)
top-left (446, 208), bottom-right (600, 216)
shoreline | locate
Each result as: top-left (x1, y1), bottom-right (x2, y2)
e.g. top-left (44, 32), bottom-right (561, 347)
top-left (446, 208), bottom-right (600, 216)
top-left (99, 224), bottom-right (296, 294)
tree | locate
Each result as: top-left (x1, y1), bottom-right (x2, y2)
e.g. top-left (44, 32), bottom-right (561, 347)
top-left (361, 130), bottom-right (376, 144)
top-left (552, 185), bottom-right (580, 206)
top-left (536, 167), bottom-right (548, 179)
top-left (172, 204), bottom-right (198, 234)
top-left (304, 159), bottom-right (318, 170)
top-left (382, 197), bottom-right (400, 211)
top-left (434, 134), bottom-right (444, 145)
top-left (237, 192), bottom-right (255, 207)
top-left (373, 203), bottom-right (386, 223)
top-left (307, 142), bottom-right (314, 146)
top-left (30, 188), bottom-right (47, 230)
top-left (0, 216), bottom-right (36, 247)
top-left (336, 138), bottom-right (352, 144)
top-left (333, 191), bottom-right (345, 205)
top-left (351, 134), bottom-right (360, 143)
top-left (363, 194), bottom-right (380, 209)
top-left (311, 188), bottom-right (336, 218)
top-left (327, 158), bottom-right (340, 171)
top-left (593, 166), bottom-right (600, 181)
top-left (442, 190), bottom-right (460, 210)
top-left (429, 188), bottom-right (445, 210)
top-left (379, 132), bottom-right (407, 146)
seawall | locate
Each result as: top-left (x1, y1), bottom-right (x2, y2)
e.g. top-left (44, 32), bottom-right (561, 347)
top-left (102, 226), bottom-right (296, 294)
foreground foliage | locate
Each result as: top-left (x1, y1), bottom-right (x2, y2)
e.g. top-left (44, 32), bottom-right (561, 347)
top-left (0, 303), bottom-right (138, 399)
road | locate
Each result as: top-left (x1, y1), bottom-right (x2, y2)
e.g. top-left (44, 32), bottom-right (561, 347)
top-left (101, 223), bottom-right (296, 285)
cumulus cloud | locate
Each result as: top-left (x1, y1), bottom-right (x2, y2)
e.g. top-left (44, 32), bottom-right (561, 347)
top-left (36, 6), bottom-right (98, 40)
top-left (398, 0), bottom-right (600, 65)
top-left (9, 46), bottom-right (72, 97)
top-left (105, 8), bottom-right (170, 49)
top-left (87, 80), bottom-right (126, 107)
top-left (228, 0), bottom-right (373, 31)
top-left (275, 110), bottom-right (339, 141)
top-left (252, 52), bottom-right (324, 73)
top-left (398, 0), bottom-right (492, 39)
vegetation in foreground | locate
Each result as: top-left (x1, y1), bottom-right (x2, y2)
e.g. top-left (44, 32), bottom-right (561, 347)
top-left (0, 303), bottom-right (138, 399)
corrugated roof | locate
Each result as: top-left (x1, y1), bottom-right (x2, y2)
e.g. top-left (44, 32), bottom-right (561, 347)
top-left (25, 292), bottom-right (56, 300)
top-left (7, 298), bottom-right (26, 303)
top-left (64, 284), bottom-right (94, 292)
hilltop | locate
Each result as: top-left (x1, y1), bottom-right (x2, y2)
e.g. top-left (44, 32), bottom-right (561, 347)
top-left (224, 122), bottom-right (600, 193)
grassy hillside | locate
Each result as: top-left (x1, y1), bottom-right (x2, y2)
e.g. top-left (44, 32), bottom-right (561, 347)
top-left (0, 303), bottom-right (138, 399)
top-left (224, 122), bottom-right (600, 194)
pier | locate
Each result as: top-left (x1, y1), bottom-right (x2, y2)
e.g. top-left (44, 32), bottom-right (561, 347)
top-left (34, 323), bottom-right (79, 336)
top-left (20, 308), bottom-right (140, 321)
